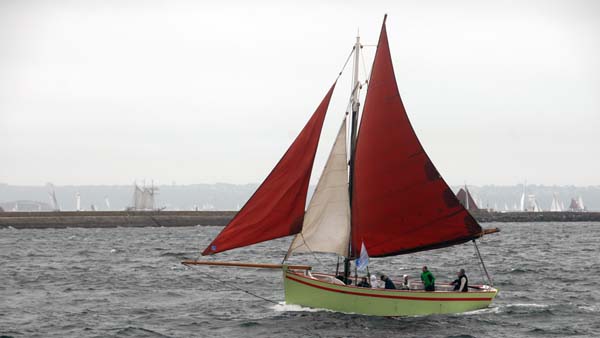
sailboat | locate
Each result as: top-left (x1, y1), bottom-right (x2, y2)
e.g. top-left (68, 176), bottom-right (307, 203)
top-left (456, 185), bottom-right (479, 211)
top-left (550, 193), bottom-right (562, 212)
top-left (183, 15), bottom-right (499, 316)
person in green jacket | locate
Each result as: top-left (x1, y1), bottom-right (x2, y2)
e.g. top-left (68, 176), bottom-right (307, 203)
top-left (421, 266), bottom-right (435, 291)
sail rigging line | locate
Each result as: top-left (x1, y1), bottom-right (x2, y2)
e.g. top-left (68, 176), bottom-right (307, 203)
top-left (185, 266), bottom-right (279, 305)
top-left (473, 239), bottom-right (493, 286)
top-left (359, 45), bottom-right (370, 85)
top-left (283, 233), bottom-right (324, 266)
top-left (338, 47), bottom-right (357, 77)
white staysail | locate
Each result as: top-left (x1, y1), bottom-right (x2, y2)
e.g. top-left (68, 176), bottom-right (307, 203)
top-left (287, 119), bottom-right (351, 257)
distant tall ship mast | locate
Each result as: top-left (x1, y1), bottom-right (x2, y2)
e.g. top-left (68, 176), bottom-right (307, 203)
top-left (128, 180), bottom-right (159, 211)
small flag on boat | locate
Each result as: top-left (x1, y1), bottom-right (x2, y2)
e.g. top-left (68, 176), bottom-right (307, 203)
top-left (356, 242), bottom-right (369, 271)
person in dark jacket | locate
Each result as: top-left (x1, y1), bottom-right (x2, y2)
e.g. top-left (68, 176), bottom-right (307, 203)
top-left (357, 277), bottom-right (371, 288)
top-left (451, 269), bottom-right (469, 292)
top-left (420, 266), bottom-right (435, 291)
top-left (380, 274), bottom-right (396, 289)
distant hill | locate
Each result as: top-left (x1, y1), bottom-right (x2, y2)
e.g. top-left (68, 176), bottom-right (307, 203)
top-left (0, 183), bottom-right (598, 212)
top-left (0, 200), bottom-right (53, 212)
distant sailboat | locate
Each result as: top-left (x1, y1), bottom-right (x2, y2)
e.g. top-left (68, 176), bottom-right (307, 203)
top-left (569, 197), bottom-right (585, 212)
top-left (47, 184), bottom-right (60, 212)
top-left (520, 194), bottom-right (525, 211)
top-left (528, 194), bottom-right (542, 212)
top-left (456, 185), bottom-right (479, 211)
top-left (550, 193), bottom-right (562, 212)
top-left (129, 181), bottom-right (158, 211)
top-left (183, 16), bottom-right (499, 316)
top-left (578, 196), bottom-right (585, 211)
top-left (519, 183), bottom-right (526, 212)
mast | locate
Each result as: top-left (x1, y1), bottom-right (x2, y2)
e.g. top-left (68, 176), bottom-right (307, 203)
top-left (465, 184), bottom-right (469, 210)
top-left (350, 34), bottom-right (361, 156)
top-left (345, 33), bottom-right (362, 280)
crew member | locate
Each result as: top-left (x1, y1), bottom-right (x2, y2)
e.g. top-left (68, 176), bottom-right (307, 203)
top-left (380, 274), bottom-right (396, 289)
top-left (451, 269), bottom-right (469, 292)
top-left (421, 266), bottom-right (435, 291)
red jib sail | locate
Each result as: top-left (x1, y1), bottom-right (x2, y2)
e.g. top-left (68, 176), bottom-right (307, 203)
top-left (351, 19), bottom-right (482, 258)
top-left (203, 83), bottom-right (336, 255)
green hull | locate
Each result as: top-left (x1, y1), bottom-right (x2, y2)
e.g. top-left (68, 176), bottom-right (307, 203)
top-left (284, 269), bottom-right (498, 316)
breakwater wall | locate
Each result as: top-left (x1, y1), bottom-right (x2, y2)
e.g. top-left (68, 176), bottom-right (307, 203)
top-left (1, 210), bottom-right (599, 229)
top-left (0, 211), bottom-right (237, 229)
top-left (470, 211), bottom-right (600, 222)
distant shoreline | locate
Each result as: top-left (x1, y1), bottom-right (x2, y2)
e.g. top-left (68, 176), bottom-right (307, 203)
top-left (1, 210), bottom-right (600, 229)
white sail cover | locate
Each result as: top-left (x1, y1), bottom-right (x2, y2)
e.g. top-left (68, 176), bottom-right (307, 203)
top-left (287, 119), bottom-right (351, 257)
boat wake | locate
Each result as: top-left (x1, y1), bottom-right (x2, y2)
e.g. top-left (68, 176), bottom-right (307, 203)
top-left (455, 303), bottom-right (550, 317)
top-left (270, 302), bottom-right (331, 313)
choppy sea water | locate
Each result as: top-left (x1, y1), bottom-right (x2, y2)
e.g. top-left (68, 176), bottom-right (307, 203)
top-left (1, 222), bottom-right (599, 338)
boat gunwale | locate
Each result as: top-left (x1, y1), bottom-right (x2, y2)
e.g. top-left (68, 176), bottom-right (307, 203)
top-left (286, 269), bottom-right (497, 300)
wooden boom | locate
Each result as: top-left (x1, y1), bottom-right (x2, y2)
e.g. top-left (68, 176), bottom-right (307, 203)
top-left (478, 228), bottom-right (500, 236)
top-left (181, 260), bottom-right (312, 270)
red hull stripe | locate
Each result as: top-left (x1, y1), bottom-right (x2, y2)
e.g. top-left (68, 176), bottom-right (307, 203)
top-left (286, 275), bottom-right (494, 302)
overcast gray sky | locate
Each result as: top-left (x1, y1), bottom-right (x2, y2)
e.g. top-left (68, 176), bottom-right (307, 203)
top-left (1, 0), bottom-right (599, 186)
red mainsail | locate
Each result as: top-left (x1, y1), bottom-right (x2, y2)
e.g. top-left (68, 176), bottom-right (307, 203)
top-left (203, 83), bottom-right (336, 255)
top-left (351, 19), bottom-right (482, 258)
